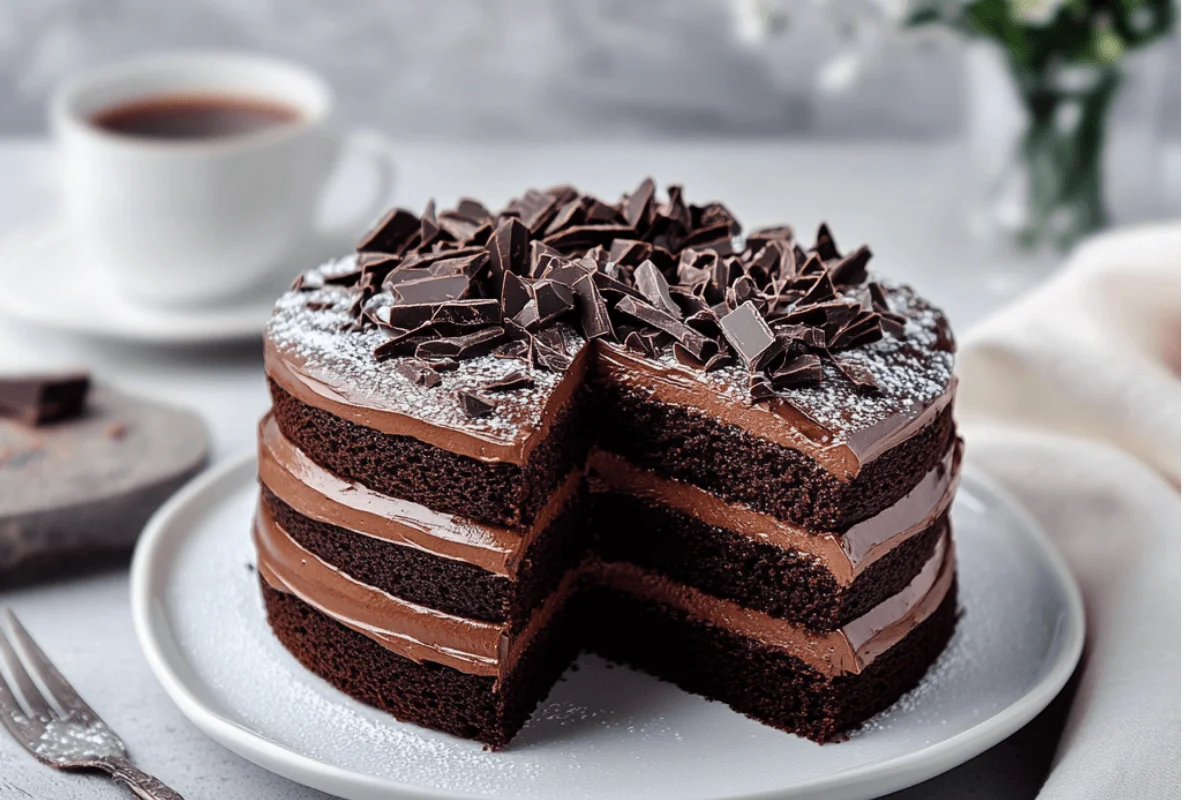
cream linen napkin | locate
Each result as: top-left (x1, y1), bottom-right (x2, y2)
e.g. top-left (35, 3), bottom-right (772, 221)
top-left (955, 223), bottom-right (1181, 798)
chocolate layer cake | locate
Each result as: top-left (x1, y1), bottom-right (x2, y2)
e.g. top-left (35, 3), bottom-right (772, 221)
top-left (255, 180), bottom-right (961, 748)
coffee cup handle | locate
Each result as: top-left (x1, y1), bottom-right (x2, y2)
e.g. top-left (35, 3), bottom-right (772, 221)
top-left (318, 129), bottom-right (399, 246)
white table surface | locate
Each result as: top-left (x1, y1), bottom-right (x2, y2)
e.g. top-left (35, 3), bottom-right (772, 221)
top-left (0, 137), bottom-right (1069, 799)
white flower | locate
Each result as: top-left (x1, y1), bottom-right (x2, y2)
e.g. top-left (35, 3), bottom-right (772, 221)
top-left (817, 51), bottom-right (865, 94)
top-left (1013, 0), bottom-right (1066, 26)
top-left (729, 0), bottom-right (789, 46)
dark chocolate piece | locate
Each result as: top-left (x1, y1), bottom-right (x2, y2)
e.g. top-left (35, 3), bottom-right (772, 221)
top-left (614, 295), bottom-right (712, 360)
top-left (542, 224), bottom-right (637, 251)
top-left (770, 353), bottom-right (823, 388)
top-left (748, 373), bottom-right (775, 403)
top-left (718, 303), bottom-right (783, 372)
top-left (500, 272), bottom-right (532, 321)
top-left (0, 372), bottom-right (91, 426)
top-left (573, 274), bottom-right (614, 340)
top-left (395, 360), bottom-right (442, 389)
top-left (625, 177), bottom-right (656, 231)
top-left (414, 327), bottom-right (506, 360)
top-left (393, 275), bottom-right (471, 306)
top-left (633, 260), bottom-right (682, 318)
top-left (829, 245), bottom-right (872, 286)
top-left (813, 222), bottom-right (841, 261)
top-left (486, 218), bottom-right (531, 292)
top-left (456, 390), bottom-right (496, 418)
top-left (832, 358), bottom-right (880, 392)
top-left (357, 208), bottom-right (421, 254)
top-left (482, 371), bottom-right (535, 393)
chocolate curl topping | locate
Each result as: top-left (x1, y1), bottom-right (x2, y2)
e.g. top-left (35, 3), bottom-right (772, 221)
top-left (314, 180), bottom-right (899, 400)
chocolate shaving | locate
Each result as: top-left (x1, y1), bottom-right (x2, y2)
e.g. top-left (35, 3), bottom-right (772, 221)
top-left (704, 349), bottom-right (737, 372)
top-left (573, 274), bottom-right (614, 340)
top-left (482, 371), bottom-right (534, 392)
top-left (614, 295), bottom-right (712, 359)
top-left (291, 270), bottom-right (325, 291)
top-left (501, 272), bottom-right (532, 320)
top-left (533, 327), bottom-right (573, 372)
top-left (813, 222), bottom-right (841, 261)
top-left (373, 324), bottom-right (436, 360)
top-left (457, 390), bottom-right (496, 418)
top-left (829, 245), bottom-right (872, 286)
top-left (414, 327), bottom-right (505, 360)
top-left (769, 353), bottom-right (822, 388)
top-left (829, 311), bottom-right (884, 351)
top-left (358, 208), bottom-right (421, 254)
top-left (633, 260), bottom-right (681, 318)
top-left (456, 198), bottom-right (491, 224)
top-left (832, 358), bottom-right (880, 392)
top-left (718, 303), bottom-right (784, 372)
top-left (748, 373), bottom-right (775, 403)
top-left (625, 177), bottom-right (657, 232)
top-left (623, 330), bottom-right (659, 358)
top-left (392, 274), bottom-right (471, 306)
top-left (542, 224), bottom-right (636, 251)
top-left (486, 218), bottom-right (530, 292)
top-left (396, 359), bottom-right (442, 389)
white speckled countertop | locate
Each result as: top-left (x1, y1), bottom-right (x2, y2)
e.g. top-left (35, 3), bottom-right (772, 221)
top-left (0, 137), bottom-right (1081, 799)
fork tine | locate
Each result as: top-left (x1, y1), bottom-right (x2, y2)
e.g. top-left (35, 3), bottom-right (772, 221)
top-left (4, 611), bottom-right (99, 722)
top-left (0, 662), bottom-right (39, 743)
top-left (0, 622), bottom-right (53, 719)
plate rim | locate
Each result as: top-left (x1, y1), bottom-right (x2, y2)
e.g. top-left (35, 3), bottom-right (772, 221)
top-left (0, 221), bottom-right (275, 345)
top-left (130, 452), bottom-right (1085, 800)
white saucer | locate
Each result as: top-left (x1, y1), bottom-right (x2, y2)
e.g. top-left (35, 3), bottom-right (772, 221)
top-left (131, 455), bottom-right (1084, 800)
top-left (0, 220), bottom-right (304, 344)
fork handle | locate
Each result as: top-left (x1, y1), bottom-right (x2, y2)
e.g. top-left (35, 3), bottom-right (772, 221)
top-left (102, 757), bottom-right (185, 800)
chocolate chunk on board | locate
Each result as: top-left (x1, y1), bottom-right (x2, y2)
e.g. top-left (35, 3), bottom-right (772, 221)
top-left (0, 372), bottom-right (91, 426)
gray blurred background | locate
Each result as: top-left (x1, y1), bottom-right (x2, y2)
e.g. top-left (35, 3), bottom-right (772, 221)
top-left (0, 0), bottom-right (1181, 142)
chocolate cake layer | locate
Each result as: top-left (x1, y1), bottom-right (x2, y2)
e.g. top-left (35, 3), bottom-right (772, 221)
top-left (593, 378), bottom-right (956, 531)
top-left (269, 376), bottom-right (591, 529)
top-left (582, 579), bottom-right (958, 743)
top-left (262, 576), bottom-right (582, 749)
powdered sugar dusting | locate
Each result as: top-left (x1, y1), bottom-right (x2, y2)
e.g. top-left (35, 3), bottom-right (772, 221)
top-left (267, 256), bottom-right (585, 445)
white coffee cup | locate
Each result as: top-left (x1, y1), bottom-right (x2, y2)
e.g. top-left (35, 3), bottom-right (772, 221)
top-left (50, 52), bottom-right (395, 306)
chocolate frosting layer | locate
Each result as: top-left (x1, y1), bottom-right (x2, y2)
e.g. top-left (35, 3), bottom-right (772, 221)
top-left (265, 286), bottom-right (590, 464)
top-left (254, 499), bottom-right (577, 678)
top-left (256, 491), bottom-right (954, 679)
top-left (590, 441), bottom-right (960, 585)
top-left (258, 414), bottom-right (580, 577)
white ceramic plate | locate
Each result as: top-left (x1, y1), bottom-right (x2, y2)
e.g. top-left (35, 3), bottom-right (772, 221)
top-left (131, 454), bottom-right (1083, 800)
top-left (0, 221), bottom-right (308, 344)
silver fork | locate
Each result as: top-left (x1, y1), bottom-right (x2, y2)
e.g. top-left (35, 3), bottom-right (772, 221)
top-left (0, 609), bottom-right (183, 799)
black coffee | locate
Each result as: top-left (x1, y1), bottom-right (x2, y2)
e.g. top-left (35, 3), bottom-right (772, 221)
top-left (91, 93), bottom-right (301, 140)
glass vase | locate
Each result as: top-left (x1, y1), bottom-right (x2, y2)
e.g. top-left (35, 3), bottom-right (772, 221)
top-left (965, 42), bottom-right (1120, 251)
